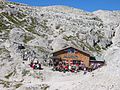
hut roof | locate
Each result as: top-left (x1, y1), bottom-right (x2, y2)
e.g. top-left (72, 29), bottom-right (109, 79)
top-left (52, 46), bottom-right (93, 57)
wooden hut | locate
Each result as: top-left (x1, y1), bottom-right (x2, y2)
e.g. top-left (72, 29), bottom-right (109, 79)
top-left (51, 46), bottom-right (105, 70)
top-left (51, 46), bottom-right (92, 68)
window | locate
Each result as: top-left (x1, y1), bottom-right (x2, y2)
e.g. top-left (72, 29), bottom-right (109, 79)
top-left (67, 48), bottom-right (76, 53)
top-left (73, 60), bottom-right (81, 64)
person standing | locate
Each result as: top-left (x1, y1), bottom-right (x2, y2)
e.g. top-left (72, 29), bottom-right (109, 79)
top-left (83, 67), bottom-right (87, 75)
top-left (68, 65), bottom-right (71, 72)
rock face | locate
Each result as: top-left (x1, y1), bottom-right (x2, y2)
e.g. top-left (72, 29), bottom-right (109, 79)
top-left (0, 1), bottom-right (120, 90)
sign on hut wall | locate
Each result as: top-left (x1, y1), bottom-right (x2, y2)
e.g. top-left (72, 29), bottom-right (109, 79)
top-left (52, 46), bottom-right (90, 67)
top-left (62, 48), bottom-right (79, 59)
top-left (63, 55), bottom-right (78, 59)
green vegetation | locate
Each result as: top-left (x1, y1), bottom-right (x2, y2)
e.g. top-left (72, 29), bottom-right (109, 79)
top-left (102, 47), bottom-right (106, 50)
top-left (4, 69), bottom-right (16, 79)
top-left (14, 83), bottom-right (22, 88)
top-left (0, 14), bottom-right (9, 31)
top-left (95, 44), bottom-right (101, 51)
top-left (25, 25), bottom-right (40, 36)
top-left (17, 12), bottom-right (27, 19)
top-left (1, 12), bottom-right (27, 28)
top-left (0, 21), bottom-right (8, 32)
top-left (1, 12), bottom-right (21, 25)
top-left (25, 25), bottom-right (36, 34)
top-left (0, 79), bottom-right (10, 88)
top-left (23, 34), bottom-right (34, 43)
top-left (31, 17), bottom-right (37, 25)
top-left (5, 72), bottom-right (13, 79)
top-left (25, 17), bottom-right (40, 35)
top-left (40, 20), bottom-right (48, 31)
top-left (22, 69), bottom-right (30, 76)
top-left (0, 4), bottom-right (6, 9)
top-left (0, 48), bottom-right (9, 55)
top-left (34, 46), bottom-right (47, 53)
top-left (78, 40), bottom-right (102, 53)
top-left (7, 1), bottom-right (23, 6)
top-left (0, 63), bottom-right (5, 67)
top-left (40, 84), bottom-right (50, 90)
top-left (87, 44), bottom-right (101, 53)
top-left (63, 35), bottom-right (76, 41)
top-left (0, 79), bottom-right (22, 88)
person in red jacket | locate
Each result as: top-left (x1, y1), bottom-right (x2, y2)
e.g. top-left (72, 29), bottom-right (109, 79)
top-left (32, 63), bottom-right (35, 69)
top-left (65, 64), bottom-right (69, 71)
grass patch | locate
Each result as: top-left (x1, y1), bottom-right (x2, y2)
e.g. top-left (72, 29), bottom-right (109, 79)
top-left (40, 84), bottom-right (50, 90)
top-left (34, 46), bottom-right (47, 53)
top-left (14, 83), bottom-right (22, 88)
top-left (25, 25), bottom-right (36, 33)
top-left (23, 34), bottom-right (34, 43)
top-left (40, 20), bottom-right (48, 31)
top-left (25, 25), bottom-right (40, 36)
top-left (0, 48), bottom-right (9, 55)
top-left (22, 69), bottom-right (30, 76)
top-left (25, 17), bottom-right (41, 36)
top-left (95, 44), bottom-right (101, 51)
top-left (63, 35), bottom-right (76, 41)
top-left (0, 4), bottom-right (6, 9)
top-left (1, 12), bottom-right (22, 25)
top-left (5, 72), bottom-right (13, 79)
top-left (0, 79), bottom-right (11, 88)
top-left (0, 21), bottom-right (9, 31)
top-left (17, 12), bottom-right (27, 19)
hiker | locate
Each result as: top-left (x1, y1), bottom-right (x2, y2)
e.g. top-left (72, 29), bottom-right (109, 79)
top-left (49, 60), bottom-right (53, 66)
top-left (33, 59), bottom-right (38, 64)
top-left (70, 61), bottom-right (73, 65)
top-left (65, 64), bottom-right (69, 71)
top-left (97, 63), bottom-right (101, 68)
top-left (93, 63), bottom-right (97, 70)
top-left (76, 63), bottom-right (79, 72)
top-left (63, 64), bottom-right (66, 73)
top-left (68, 65), bottom-right (72, 71)
top-left (30, 61), bottom-right (33, 67)
top-left (60, 64), bottom-right (64, 72)
top-left (83, 67), bottom-right (87, 75)
top-left (39, 62), bottom-right (42, 70)
top-left (34, 63), bottom-right (40, 70)
top-left (32, 63), bottom-right (35, 69)
top-left (81, 63), bottom-right (85, 70)
top-left (35, 64), bottom-right (39, 69)
top-left (91, 63), bottom-right (95, 71)
top-left (65, 60), bottom-right (69, 64)
top-left (71, 64), bottom-right (76, 72)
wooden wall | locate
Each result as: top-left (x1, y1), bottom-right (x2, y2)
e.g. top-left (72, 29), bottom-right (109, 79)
top-left (53, 48), bottom-right (90, 67)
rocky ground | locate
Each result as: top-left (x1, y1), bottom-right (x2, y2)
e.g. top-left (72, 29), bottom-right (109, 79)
top-left (0, 1), bottom-right (120, 90)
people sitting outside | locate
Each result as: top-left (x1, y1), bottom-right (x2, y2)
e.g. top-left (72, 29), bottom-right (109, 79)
top-left (71, 64), bottom-right (76, 72)
top-left (88, 62), bottom-right (103, 72)
top-left (52, 60), bottom-right (89, 73)
top-left (30, 59), bottom-right (42, 70)
top-left (48, 60), bottom-right (53, 66)
top-left (38, 62), bottom-right (42, 69)
top-left (88, 63), bottom-right (94, 72)
top-left (76, 63), bottom-right (79, 72)
top-left (65, 64), bottom-right (69, 71)
top-left (83, 67), bottom-right (87, 75)
top-left (68, 65), bottom-right (72, 72)
top-left (79, 61), bottom-right (85, 70)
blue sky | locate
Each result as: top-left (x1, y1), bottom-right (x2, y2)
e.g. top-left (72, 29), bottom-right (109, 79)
top-left (9, 0), bottom-right (120, 12)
